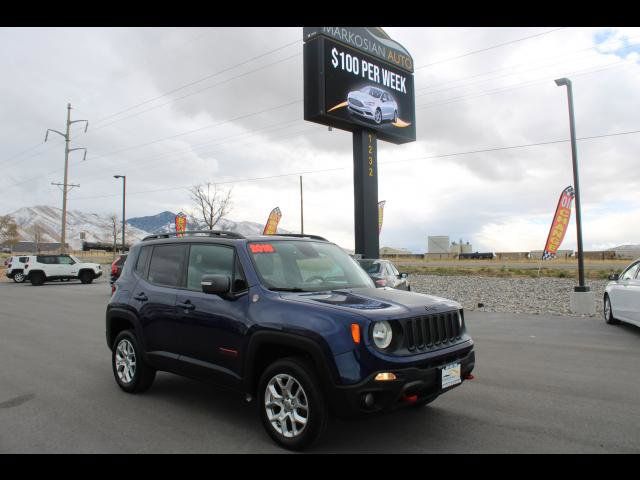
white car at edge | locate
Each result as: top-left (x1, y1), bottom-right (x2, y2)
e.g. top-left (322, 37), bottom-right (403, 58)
top-left (604, 258), bottom-right (640, 328)
top-left (24, 253), bottom-right (102, 286)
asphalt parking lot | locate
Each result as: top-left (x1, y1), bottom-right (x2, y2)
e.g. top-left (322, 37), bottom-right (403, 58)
top-left (1, 277), bottom-right (639, 453)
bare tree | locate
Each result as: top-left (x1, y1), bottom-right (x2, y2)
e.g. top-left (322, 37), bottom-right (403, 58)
top-left (104, 214), bottom-right (136, 254)
top-left (27, 222), bottom-right (45, 253)
top-left (188, 183), bottom-right (232, 230)
top-left (0, 215), bottom-right (20, 252)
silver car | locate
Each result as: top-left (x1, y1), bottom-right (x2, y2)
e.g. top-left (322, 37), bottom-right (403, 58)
top-left (347, 86), bottom-right (398, 124)
top-left (604, 258), bottom-right (640, 328)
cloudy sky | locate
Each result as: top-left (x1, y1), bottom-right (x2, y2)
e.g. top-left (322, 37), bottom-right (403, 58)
top-left (2, 26), bottom-right (639, 252)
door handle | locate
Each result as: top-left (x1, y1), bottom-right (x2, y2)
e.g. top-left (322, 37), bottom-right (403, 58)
top-left (177, 300), bottom-right (195, 311)
top-left (134, 293), bottom-right (148, 302)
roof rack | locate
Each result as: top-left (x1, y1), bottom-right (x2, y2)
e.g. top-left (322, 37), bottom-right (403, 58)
top-left (142, 230), bottom-right (245, 241)
top-left (269, 233), bottom-right (329, 241)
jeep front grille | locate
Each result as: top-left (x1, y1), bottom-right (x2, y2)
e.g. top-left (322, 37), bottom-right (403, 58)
top-left (402, 311), bottom-right (462, 351)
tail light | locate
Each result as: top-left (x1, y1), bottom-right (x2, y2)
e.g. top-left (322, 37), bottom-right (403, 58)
top-left (111, 284), bottom-right (116, 296)
top-left (110, 257), bottom-right (119, 276)
top-left (375, 279), bottom-right (387, 287)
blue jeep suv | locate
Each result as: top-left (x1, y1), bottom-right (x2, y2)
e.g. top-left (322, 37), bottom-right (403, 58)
top-left (106, 231), bottom-right (475, 450)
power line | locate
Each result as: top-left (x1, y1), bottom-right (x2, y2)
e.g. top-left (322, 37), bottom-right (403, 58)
top-left (68, 127), bottom-right (640, 202)
top-left (86, 98), bottom-right (303, 161)
top-left (91, 39), bottom-right (300, 126)
top-left (414, 28), bottom-right (567, 70)
top-left (88, 52), bottom-right (302, 133)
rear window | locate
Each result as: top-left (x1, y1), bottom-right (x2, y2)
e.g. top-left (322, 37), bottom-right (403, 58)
top-left (19, 257), bottom-right (28, 263)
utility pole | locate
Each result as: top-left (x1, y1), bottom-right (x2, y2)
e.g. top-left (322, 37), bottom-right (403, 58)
top-left (45, 103), bottom-right (88, 253)
top-left (114, 175), bottom-right (126, 253)
top-left (300, 175), bottom-right (304, 235)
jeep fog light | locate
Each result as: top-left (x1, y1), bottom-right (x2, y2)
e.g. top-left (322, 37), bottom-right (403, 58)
top-left (372, 321), bottom-right (392, 349)
top-left (374, 372), bottom-right (397, 381)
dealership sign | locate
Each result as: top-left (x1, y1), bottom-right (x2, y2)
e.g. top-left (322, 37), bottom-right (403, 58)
top-left (304, 27), bottom-right (416, 144)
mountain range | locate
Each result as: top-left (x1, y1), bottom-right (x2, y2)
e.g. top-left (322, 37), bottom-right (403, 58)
top-left (7, 206), bottom-right (285, 250)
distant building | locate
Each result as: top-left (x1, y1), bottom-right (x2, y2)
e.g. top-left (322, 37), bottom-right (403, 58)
top-left (607, 245), bottom-right (640, 259)
top-left (380, 246), bottom-right (412, 255)
top-left (450, 240), bottom-right (472, 255)
top-left (428, 236), bottom-right (450, 254)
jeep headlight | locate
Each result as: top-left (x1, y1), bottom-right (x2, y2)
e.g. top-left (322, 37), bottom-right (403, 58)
top-left (372, 321), bottom-right (393, 349)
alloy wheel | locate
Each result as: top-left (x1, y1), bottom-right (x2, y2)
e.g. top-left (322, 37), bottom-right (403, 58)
top-left (13, 272), bottom-right (24, 283)
top-left (115, 338), bottom-right (137, 384)
top-left (604, 297), bottom-right (611, 321)
top-left (264, 374), bottom-right (309, 438)
top-left (374, 109), bottom-right (382, 124)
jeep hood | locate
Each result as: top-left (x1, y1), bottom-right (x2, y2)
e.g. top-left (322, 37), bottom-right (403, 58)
top-left (279, 288), bottom-right (460, 321)
top-left (348, 91), bottom-right (371, 102)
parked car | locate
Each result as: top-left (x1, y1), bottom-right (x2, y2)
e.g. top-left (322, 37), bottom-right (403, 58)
top-left (604, 258), bottom-right (640, 328)
top-left (110, 254), bottom-right (128, 283)
top-left (356, 258), bottom-right (410, 290)
top-left (23, 254), bottom-right (102, 285)
top-left (107, 231), bottom-right (475, 450)
top-left (347, 86), bottom-right (398, 124)
top-left (5, 255), bottom-right (30, 283)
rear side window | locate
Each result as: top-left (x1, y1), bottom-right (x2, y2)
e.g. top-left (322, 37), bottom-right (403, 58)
top-left (19, 257), bottom-right (28, 263)
top-left (148, 244), bottom-right (186, 287)
top-left (135, 247), bottom-right (152, 276)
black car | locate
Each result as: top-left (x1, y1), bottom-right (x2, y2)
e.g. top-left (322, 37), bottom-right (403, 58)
top-left (107, 231), bottom-right (474, 450)
top-left (357, 258), bottom-right (411, 290)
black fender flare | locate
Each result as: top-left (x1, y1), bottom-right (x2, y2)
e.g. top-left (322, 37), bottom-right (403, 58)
top-left (78, 268), bottom-right (95, 278)
top-left (242, 330), bottom-right (340, 395)
top-left (105, 307), bottom-right (148, 358)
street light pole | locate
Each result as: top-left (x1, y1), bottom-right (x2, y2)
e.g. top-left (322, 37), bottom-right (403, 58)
top-left (114, 175), bottom-right (126, 253)
top-left (555, 77), bottom-right (588, 292)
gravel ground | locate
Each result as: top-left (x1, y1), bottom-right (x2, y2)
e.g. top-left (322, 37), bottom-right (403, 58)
top-left (410, 275), bottom-right (608, 317)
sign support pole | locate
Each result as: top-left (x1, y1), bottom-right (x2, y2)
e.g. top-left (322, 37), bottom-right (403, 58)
top-left (353, 129), bottom-right (379, 259)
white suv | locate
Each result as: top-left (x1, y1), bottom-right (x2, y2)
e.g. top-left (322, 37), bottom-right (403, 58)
top-left (24, 254), bottom-right (102, 286)
top-left (5, 255), bottom-right (30, 283)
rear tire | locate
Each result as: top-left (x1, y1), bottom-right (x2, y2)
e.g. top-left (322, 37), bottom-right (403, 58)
top-left (30, 272), bottom-right (45, 286)
top-left (112, 330), bottom-right (156, 393)
top-left (604, 295), bottom-right (620, 325)
top-left (258, 357), bottom-right (328, 451)
top-left (79, 271), bottom-right (94, 284)
top-left (13, 272), bottom-right (25, 283)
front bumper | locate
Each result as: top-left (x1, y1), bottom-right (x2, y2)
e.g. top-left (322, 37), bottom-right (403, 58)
top-left (95, 270), bottom-right (103, 278)
top-left (328, 347), bottom-right (475, 418)
top-left (348, 104), bottom-right (375, 118)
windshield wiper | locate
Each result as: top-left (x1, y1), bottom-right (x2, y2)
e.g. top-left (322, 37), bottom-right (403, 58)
top-left (269, 287), bottom-right (307, 292)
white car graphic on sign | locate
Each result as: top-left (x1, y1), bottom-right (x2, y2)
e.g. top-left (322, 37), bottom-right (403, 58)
top-left (347, 86), bottom-right (398, 124)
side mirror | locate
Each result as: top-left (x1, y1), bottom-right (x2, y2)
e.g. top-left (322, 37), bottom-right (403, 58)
top-left (201, 274), bottom-right (231, 295)
top-left (608, 273), bottom-right (619, 281)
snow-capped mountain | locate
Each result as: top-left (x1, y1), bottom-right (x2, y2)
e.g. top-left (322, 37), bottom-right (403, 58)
top-left (7, 206), bottom-right (290, 250)
top-left (9, 205), bottom-right (149, 250)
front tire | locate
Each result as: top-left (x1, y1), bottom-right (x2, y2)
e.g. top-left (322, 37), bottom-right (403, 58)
top-left (112, 330), bottom-right (156, 393)
top-left (604, 295), bottom-right (620, 325)
top-left (393, 110), bottom-right (398, 123)
top-left (374, 108), bottom-right (382, 124)
top-left (258, 357), bottom-right (328, 451)
top-left (13, 272), bottom-right (25, 283)
top-left (79, 271), bottom-right (94, 284)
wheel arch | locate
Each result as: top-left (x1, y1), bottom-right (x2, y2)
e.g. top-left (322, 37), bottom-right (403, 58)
top-left (243, 331), bottom-right (339, 397)
top-left (106, 307), bottom-right (145, 353)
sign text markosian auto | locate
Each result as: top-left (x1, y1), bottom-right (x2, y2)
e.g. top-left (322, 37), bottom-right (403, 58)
top-left (304, 27), bottom-right (416, 144)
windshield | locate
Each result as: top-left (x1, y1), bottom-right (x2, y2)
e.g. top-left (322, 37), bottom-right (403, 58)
top-left (249, 240), bottom-right (374, 292)
top-left (357, 259), bottom-right (381, 274)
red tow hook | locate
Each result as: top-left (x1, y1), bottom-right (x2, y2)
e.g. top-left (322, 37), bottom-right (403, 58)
top-left (465, 374), bottom-right (475, 380)
top-left (403, 394), bottom-right (418, 403)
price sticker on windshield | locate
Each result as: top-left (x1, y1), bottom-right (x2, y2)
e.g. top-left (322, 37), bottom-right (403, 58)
top-left (250, 243), bottom-right (276, 254)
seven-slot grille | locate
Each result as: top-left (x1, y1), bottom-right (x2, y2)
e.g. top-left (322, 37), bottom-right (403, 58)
top-left (402, 311), bottom-right (462, 351)
top-left (349, 98), bottom-right (364, 107)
